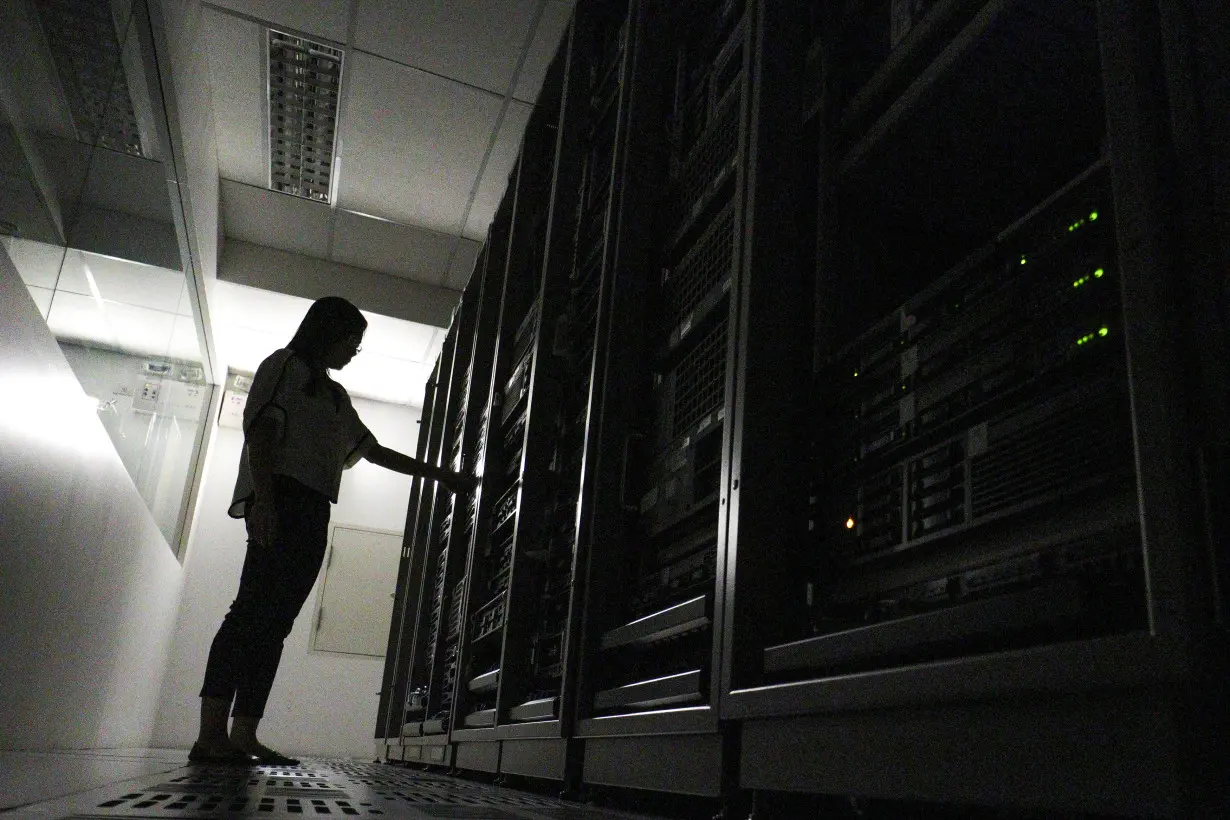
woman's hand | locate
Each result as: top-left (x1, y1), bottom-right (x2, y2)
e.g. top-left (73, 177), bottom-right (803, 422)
top-left (247, 498), bottom-right (279, 547)
top-left (441, 471), bottom-right (479, 495)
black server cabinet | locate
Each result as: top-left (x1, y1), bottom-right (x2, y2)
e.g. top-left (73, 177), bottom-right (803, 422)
top-left (573, 0), bottom-right (808, 799)
top-left (448, 43), bottom-right (573, 777)
top-left (375, 347), bottom-right (447, 752)
top-left (725, 0), bottom-right (1228, 816)
top-left (393, 236), bottom-right (500, 767)
top-left (448, 4), bottom-right (621, 787)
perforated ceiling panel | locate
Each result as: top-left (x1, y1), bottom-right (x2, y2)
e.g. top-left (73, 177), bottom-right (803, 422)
top-left (268, 30), bottom-right (343, 202)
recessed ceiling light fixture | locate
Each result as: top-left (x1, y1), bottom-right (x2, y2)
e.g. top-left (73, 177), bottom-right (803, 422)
top-left (267, 29), bottom-right (343, 203)
top-left (34, 0), bottom-right (146, 157)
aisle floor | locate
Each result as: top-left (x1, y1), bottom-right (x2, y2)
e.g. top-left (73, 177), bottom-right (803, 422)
top-left (0, 750), bottom-right (654, 820)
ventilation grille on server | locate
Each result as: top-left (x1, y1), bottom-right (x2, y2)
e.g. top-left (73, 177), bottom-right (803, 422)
top-left (670, 91), bottom-right (741, 228)
top-left (969, 383), bottom-right (1129, 519)
top-left (672, 321), bottom-right (728, 438)
top-left (34, 0), bottom-right (146, 157)
top-left (268, 30), bottom-right (343, 202)
top-left (666, 203), bottom-right (736, 328)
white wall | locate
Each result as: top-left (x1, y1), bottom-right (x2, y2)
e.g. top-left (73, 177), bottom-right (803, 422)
top-left (152, 392), bottom-right (421, 759)
top-left (0, 244), bottom-right (186, 751)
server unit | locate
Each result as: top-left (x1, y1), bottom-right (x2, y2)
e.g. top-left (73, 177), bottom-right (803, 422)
top-left (723, 0), bottom-right (1228, 816)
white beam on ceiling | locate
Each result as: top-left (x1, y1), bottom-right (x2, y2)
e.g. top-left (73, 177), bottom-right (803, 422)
top-left (218, 238), bottom-right (459, 328)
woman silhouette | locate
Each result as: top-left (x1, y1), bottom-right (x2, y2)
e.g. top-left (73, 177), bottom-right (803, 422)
top-left (190, 296), bottom-right (473, 765)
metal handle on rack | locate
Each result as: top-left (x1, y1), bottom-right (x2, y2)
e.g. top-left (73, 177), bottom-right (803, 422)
top-left (619, 432), bottom-right (645, 512)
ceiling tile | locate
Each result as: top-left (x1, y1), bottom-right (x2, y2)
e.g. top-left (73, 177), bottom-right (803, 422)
top-left (45, 291), bottom-right (180, 360)
top-left (514, 1), bottom-right (574, 104)
top-left (463, 101), bottom-right (533, 240)
top-left (206, 0), bottom-right (350, 44)
top-left (443, 239), bottom-right (483, 290)
top-left (335, 52), bottom-right (504, 235)
top-left (79, 147), bottom-right (174, 223)
top-left (203, 7), bottom-right (267, 188)
top-left (353, 0), bottom-right (538, 95)
top-left (331, 210), bottom-right (454, 284)
top-left (220, 179), bottom-right (333, 258)
top-left (5, 238), bottom-right (66, 290)
top-left (55, 250), bottom-right (186, 315)
top-left (25, 285), bottom-right (53, 320)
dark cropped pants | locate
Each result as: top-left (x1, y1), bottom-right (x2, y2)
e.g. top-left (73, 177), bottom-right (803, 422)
top-left (200, 476), bottom-right (330, 718)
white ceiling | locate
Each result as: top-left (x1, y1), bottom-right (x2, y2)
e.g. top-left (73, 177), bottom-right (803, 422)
top-left (2, 0), bottom-right (574, 409)
top-left (207, 279), bottom-right (442, 406)
top-left (202, 0), bottom-right (573, 292)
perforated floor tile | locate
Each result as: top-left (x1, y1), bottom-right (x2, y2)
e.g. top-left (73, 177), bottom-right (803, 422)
top-left (3, 757), bottom-right (656, 820)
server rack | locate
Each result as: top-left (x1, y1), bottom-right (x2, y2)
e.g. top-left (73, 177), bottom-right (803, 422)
top-left (392, 237), bottom-right (497, 767)
top-left (375, 348), bottom-right (447, 756)
top-left (486, 5), bottom-right (617, 787)
top-left (572, 0), bottom-right (808, 800)
top-left (447, 42), bottom-right (574, 778)
top-left (723, 0), bottom-right (1228, 816)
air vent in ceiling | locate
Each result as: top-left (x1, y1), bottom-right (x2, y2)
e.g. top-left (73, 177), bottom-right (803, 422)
top-left (267, 30), bottom-right (343, 202)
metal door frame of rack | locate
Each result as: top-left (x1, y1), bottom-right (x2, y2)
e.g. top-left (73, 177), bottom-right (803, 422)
top-left (720, 0), bottom-right (1229, 816)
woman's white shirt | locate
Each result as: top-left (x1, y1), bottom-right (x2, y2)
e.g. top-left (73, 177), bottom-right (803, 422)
top-left (229, 348), bottom-right (376, 517)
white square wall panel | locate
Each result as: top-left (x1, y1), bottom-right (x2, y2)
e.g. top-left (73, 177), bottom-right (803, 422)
top-left (336, 52), bottom-right (505, 235)
top-left (353, 0), bottom-right (539, 96)
top-left (203, 7), bottom-right (267, 188)
top-left (330, 210), bottom-right (455, 284)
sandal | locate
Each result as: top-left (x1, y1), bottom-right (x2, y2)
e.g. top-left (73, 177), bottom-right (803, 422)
top-left (188, 742), bottom-right (258, 765)
top-left (251, 749), bottom-right (300, 766)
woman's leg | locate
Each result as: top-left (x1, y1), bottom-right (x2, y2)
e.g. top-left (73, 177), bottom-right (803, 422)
top-left (196, 477), bottom-right (329, 759)
top-left (227, 478), bottom-right (330, 756)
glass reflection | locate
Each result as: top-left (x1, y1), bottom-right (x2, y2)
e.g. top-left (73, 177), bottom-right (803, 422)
top-left (0, 0), bottom-right (211, 551)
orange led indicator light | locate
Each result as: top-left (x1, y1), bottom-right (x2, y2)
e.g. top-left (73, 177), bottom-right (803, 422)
top-left (846, 518), bottom-right (856, 530)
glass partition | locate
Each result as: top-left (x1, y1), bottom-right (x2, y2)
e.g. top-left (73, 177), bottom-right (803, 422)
top-left (0, 0), bottom-right (212, 553)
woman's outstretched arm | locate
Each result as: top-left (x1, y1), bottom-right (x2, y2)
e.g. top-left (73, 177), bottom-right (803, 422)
top-left (364, 443), bottom-right (477, 492)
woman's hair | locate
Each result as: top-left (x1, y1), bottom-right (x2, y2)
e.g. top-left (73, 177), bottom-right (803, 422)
top-left (287, 296), bottom-right (367, 369)
top-left (286, 297), bottom-right (367, 405)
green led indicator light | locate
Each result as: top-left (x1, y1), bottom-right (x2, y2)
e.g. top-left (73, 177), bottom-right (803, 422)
top-left (1090, 211), bottom-right (1099, 221)
top-left (1020, 256), bottom-right (1028, 266)
top-left (1074, 268), bottom-right (1105, 289)
top-left (853, 371), bottom-right (859, 378)
top-left (1076, 328), bottom-right (1110, 347)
